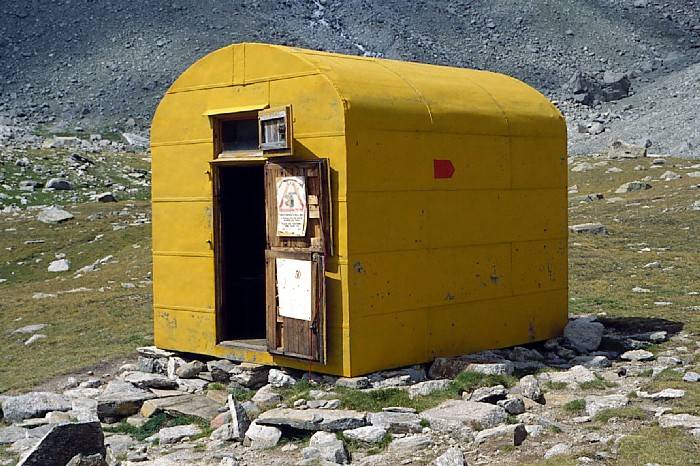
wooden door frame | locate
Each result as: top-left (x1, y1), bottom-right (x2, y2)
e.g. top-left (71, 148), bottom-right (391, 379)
top-left (210, 159), bottom-right (266, 344)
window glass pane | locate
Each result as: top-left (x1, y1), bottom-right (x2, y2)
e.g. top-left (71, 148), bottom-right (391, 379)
top-left (222, 119), bottom-right (258, 151)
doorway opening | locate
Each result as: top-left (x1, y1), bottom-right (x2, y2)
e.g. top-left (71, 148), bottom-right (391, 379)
top-left (214, 164), bottom-right (267, 350)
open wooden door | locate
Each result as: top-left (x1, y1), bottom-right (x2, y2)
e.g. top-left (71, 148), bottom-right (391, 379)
top-left (264, 160), bottom-right (331, 363)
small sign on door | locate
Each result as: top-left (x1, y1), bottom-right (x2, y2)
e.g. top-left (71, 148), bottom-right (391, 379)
top-left (276, 176), bottom-right (307, 237)
top-left (276, 258), bottom-right (312, 321)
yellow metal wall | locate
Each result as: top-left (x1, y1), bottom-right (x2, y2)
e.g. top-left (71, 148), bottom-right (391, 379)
top-left (294, 51), bottom-right (568, 375)
top-left (151, 44), bottom-right (351, 375)
top-left (151, 43), bottom-right (568, 377)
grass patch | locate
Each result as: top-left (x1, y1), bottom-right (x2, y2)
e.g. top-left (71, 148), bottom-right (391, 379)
top-left (642, 368), bottom-right (700, 415)
top-left (563, 399), bottom-right (586, 414)
top-left (103, 413), bottom-right (211, 441)
top-left (335, 370), bottom-right (516, 413)
top-left (208, 382), bottom-right (225, 391)
top-left (0, 201), bottom-right (152, 393)
top-left (275, 380), bottom-right (313, 405)
top-left (452, 371), bottom-right (517, 392)
top-left (579, 376), bottom-right (617, 390)
top-left (229, 386), bottom-right (255, 402)
top-left (594, 406), bottom-right (647, 423)
top-left (617, 426), bottom-right (700, 465)
top-left (545, 381), bottom-right (568, 391)
top-left (339, 431), bottom-right (392, 454)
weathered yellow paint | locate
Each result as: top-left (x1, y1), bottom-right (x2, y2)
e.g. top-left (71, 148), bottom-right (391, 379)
top-left (151, 43), bottom-right (568, 377)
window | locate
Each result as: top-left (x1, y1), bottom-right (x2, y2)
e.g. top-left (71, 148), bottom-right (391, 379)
top-left (221, 118), bottom-right (258, 152)
top-left (259, 106), bottom-right (293, 155)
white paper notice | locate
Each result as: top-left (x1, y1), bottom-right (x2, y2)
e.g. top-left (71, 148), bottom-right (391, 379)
top-left (276, 258), bottom-right (312, 321)
top-left (276, 176), bottom-right (307, 237)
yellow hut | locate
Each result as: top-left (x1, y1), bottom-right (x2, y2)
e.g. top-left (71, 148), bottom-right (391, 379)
top-left (150, 43), bottom-right (568, 377)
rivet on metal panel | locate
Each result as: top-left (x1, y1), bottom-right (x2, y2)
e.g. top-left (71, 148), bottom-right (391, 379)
top-left (353, 262), bottom-right (364, 273)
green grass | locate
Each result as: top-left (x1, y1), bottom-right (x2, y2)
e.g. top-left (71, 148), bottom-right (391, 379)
top-left (275, 380), bottom-right (314, 405)
top-left (208, 382), bottom-right (225, 391)
top-left (594, 407), bottom-right (647, 423)
top-left (103, 413), bottom-right (212, 441)
top-left (563, 399), bottom-right (586, 414)
top-left (642, 368), bottom-right (700, 415)
top-left (0, 201), bottom-right (152, 393)
top-left (451, 371), bottom-right (517, 392)
top-left (338, 431), bottom-right (392, 454)
top-left (568, 157), bottom-right (700, 334)
top-left (229, 386), bottom-right (255, 402)
top-left (616, 426), bottom-right (700, 465)
top-left (578, 376), bottom-right (618, 390)
top-left (335, 370), bottom-right (517, 413)
top-left (545, 381), bottom-right (568, 391)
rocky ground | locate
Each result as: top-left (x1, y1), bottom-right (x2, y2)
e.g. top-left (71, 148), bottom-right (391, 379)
top-left (0, 0), bottom-right (699, 156)
top-left (0, 320), bottom-right (699, 466)
top-left (1, 133), bottom-right (700, 464)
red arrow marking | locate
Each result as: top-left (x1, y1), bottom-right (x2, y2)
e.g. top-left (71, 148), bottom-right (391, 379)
top-left (434, 159), bottom-right (455, 179)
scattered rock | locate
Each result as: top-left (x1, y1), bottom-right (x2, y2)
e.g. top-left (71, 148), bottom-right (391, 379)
top-left (615, 181), bottom-right (652, 193)
top-left (229, 395), bottom-right (251, 441)
top-left (620, 349), bottom-right (655, 361)
top-left (157, 424), bottom-right (201, 444)
top-left (683, 372), bottom-right (700, 382)
top-left (368, 411), bottom-right (422, 433)
top-left (16, 422), bottom-right (105, 466)
top-left (123, 371), bottom-right (178, 389)
top-left (336, 377), bottom-right (370, 389)
top-left (660, 171), bottom-right (681, 181)
top-left (658, 413), bottom-right (700, 429)
top-left (584, 394), bottom-right (628, 416)
top-left (268, 368), bottom-right (297, 387)
top-left (544, 443), bottom-right (571, 459)
top-left (433, 447), bottom-right (466, 466)
top-left (175, 360), bottom-right (205, 379)
top-left (569, 223), bottom-right (608, 235)
top-left (497, 397), bottom-right (526, 415)
top-left (256, 408), bottom-right (367, 432)
top-left (421, 400), bottom-right (507, 431)
top-left (140, 393), bottom-right (220, 422)
top-left (37, 206), bottom-right (74, 224)
top-left (516, 375), bottom-right (545, 404)
top-left (96, 381), bottom-right (155, 421)
top-left (47, 258), bottom-right (71, 272)
top-left (302, 431), bottom-right (348, 464)
top-left (637, 389), bottom-right (685, 400)
top-left (94, 192), bottom-right (117, 203)
top-left (46, 178), bottom-right (73, 190)
top-left (251, 384), bottom-right (282, 409)
top-left (607, 141), bottom-right (647, 159)
top-left (475, 423), bottom-right (527, 447)
top-left (244, 421), bottom-right (282, 449)
top-left (342, 425), bottom-right (387, 444)
top-left (468, 385), bottom-right (508, 404)
top-left (388, 434), bottom-right (433, 453)
top-left (564, 317), bottom-right (604, 352)
top-left (1, 392), bottom-right (71, 422)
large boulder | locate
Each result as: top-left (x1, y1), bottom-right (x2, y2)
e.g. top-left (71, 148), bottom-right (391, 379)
top-left (16, 422), bottom-right (105, 466)
top-left (96, 381), bottom-right (155, 421)
top-left (608, 141), bottom-right (648, 159)
top-left (36, 206), bottom-right (74, 224)
top-left (563, 318), bottom-right (604, 353)
top-left (302, 431), bottom-right (348, 464)
top-left (256, 408), bottom-right (366, 432)
top-left (421, 400), bottom-right (507, 431)
top-left (1, 392), bottom-right (72, 422)
top-left (433, 447), bottom-right (466, 466)
top-left (368, 411), bottom-right (422, 433)
top-left (244, 421), bottom-right (282, 449)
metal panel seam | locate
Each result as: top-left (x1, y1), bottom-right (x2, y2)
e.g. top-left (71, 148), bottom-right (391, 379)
top-left (354, 287), bottom-right (568, 320)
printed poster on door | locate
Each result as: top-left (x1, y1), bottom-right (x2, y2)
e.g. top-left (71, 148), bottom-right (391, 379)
top-left (276, 176), bottom-right (307, 237)
top-left (276, 258), bottom-right (312, 321)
